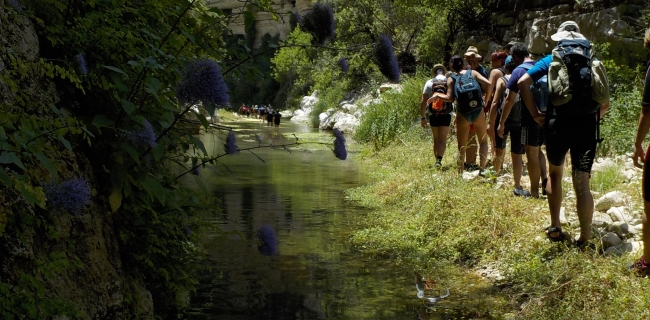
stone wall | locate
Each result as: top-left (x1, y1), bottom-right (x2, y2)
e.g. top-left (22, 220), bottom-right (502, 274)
top-left (466, 0), bottom-right (647, 63)
top-left (205, 0), bottom-right (313, 48)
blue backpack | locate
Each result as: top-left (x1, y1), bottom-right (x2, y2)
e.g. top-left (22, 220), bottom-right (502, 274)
top-left (451, 71), bottom-right (483, 115)
top-left (519, 63), bottom-right (548, 112)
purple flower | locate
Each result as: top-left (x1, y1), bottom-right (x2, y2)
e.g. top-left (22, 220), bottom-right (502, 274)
top-left (176, 59), bottom-right (229, 108)
top-left (333, 128), bottom-right (347, 160)
top-left (299, 2), bottom-right (335, 45)
top-left (75, 53), bottom-right (87, 75)
top-left (43, 177), bottom-right (91, 215)
top-left (373, 34), bottom-right (400, 83)
top-left (257, 224), bottom-right (277, 256)
top-left (124, 120), bottom-right (157, 150)
top-left (338, 57), bottom-right (349, 73)
top-left (9, 0), bottom-right (23, 11)
top-left (223, 130), bottom-right (238, 154)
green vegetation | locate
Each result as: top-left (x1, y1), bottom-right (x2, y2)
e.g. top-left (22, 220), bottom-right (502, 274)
top-left (347, 126), bottom-right (650, 319)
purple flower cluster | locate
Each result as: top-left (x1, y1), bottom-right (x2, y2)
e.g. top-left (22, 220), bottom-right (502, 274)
top-left (176, 59), bottom-right (229, 108)
top-left (373, 34), bottom-right (400, 83)
top-left (338, 57), bottom-right (349, 73)
top-left (223, 130), bottom-right (238, 154)
top-left (9, 0), bottom-right (23, 11)
top-left (257, 224), bottom-right (277, 256)
top-left (124, 120), bottom-right (157, 151)
top-left (75, 53), bottom-right (87, 75)
top-left (299, 2), bottom-right (335, 45)
top-left (43, 177), bottom-right (91, 215)
top-left (333, 128), bottom-right (347, 160)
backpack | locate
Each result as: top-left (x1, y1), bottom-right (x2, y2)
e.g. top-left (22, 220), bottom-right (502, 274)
top-left (499, 75), bottom-right (521, 122)
top-left (548, 39), bottom-right (609, 114)
top-left (451, 71), bottom-right (483, 115)
top-left (427, 78), bottom-right (453, 114)
top-left (519, 63), bottom-right (549, 112)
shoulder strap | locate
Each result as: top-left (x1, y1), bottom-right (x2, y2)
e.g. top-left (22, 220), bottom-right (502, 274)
top-left (519, 63), bottom-right (533, 71)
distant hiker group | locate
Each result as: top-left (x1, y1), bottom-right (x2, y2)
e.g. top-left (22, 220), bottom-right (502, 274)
top-left (418, 21), bottom-right (650, 274)
top-left (238, 104), bottom-right (282, 127)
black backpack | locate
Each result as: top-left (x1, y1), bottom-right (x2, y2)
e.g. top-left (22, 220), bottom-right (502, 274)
top-left (427, 78), bottom-right (453, 114)
top-left (451, 71), bottom-right (483, 115)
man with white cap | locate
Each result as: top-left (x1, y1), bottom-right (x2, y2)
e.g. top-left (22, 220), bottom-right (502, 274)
top-left (517, 21), bottom-right (610, 247)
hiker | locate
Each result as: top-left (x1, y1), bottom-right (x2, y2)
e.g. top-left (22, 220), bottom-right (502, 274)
top-left (259, 105), bottom-right (266, 123)
top-left (498, 42), bottom-right (548, 198)
top-left (429, 55), bottom-right (491, 174)
top-left (266, 109), bottom-right (274, 126)
top-left (273, 110), bottom-right (281, 127)
top-left (517, 21), bottom-right (610, 246)
top-left (491, 56), bottom-right (529, 196)
top-left (464, 46), bottom-right (491, 170)
top-left (630, 27), bottom-right (650, 275)
top-left (420, 64), bottom-right (453, 167)
top-left (485, 51), bottom-right (508, 161)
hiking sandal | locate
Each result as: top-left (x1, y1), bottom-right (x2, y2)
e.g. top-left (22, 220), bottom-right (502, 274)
top-left (545, 226), bottom-right (568, 242)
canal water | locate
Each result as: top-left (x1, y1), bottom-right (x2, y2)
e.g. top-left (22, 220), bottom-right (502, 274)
top-left (183, 119), bottom-right (511, 320)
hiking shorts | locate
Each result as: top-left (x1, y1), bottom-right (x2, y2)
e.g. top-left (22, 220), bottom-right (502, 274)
top-left (429, 113), bottom-right (452, 127)
top-left (545, 115), bottom-right (597, 173)
top-left (521, 122), bottom-right (544, 147)
top-left (494, 115), bottom-right (524, 154)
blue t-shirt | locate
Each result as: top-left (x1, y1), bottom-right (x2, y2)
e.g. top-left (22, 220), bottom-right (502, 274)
top-left (506, 60), bottom-right (536, 124)
top-left (526, 55), bottom-right (552, 82)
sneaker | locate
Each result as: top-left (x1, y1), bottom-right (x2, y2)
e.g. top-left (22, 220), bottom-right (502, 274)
top-left (630, 256), bottom-right (650, 277)
top-left (435, 159), bottom-right (442, 167)
top-left (513, 186), bottom-right (531, 197)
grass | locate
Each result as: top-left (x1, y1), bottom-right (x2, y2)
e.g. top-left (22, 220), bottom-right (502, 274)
top-left (346, 124), bottom-right (650, 319)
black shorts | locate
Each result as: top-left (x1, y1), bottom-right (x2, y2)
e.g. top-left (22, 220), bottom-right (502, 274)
top-left (429, 113), bottom-right (451, 127)
top-left (494, 114), bottom-right (524, 154)
top-left (521, 122), bottom-right (544, 147)
top-left (643, 145), bottom-right (650, 202)
top-left (545, 115), bottom-right (597, 173)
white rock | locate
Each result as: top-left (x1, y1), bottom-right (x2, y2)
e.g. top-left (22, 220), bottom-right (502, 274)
top-left (591, 158), bottom-right (617, 173)
top-left (462, 170), bottom-right (480, 181)
top-left (378, 83), bottom-right (402, 94)
top-left (607, 222), bottom-right (637, 238)
top-left (600, 232), bottom-right (622, 249)
top-left (559, 207), bottom-right (568, 226)
top-left (594, 191), bottom-right (627, 212)
top-left (606, 206), bottom-right (632, 223)
top-left (592, 211), bottom-right (613, 228)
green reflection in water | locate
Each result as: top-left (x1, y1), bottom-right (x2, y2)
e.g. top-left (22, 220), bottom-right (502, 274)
top-left (184, 121), bottom-right (513, 319)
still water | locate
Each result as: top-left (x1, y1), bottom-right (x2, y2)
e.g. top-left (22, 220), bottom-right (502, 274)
top-left (184, 120), bottom-right (510, 320)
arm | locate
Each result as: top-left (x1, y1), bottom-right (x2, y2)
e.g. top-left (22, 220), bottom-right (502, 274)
top-left (497, 91), bottom-right (517, 137)
top-left (489, 79), bottom-right (506, 129)
top-left (472, 70), bottom-right (492, 106)
top-left (633, 106), bottom-right (650, 168)
top-left (484, 69), bottom-right (502, 108)
top-left (428, 78), bottom-right (455, 103)
top-left (420, 93), bottom-right (429, 128)
top-left (517, 73), bottom-right (545, 126)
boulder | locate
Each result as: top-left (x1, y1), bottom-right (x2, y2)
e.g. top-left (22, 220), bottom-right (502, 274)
top-left (592, 211), bottom-right (613, 228)
top-left (600, 232), bottom-right (622, 249)
top-left (606, 206), bottom-right (633, 223)
top-left (378, 83), bottom-right (402, 94)
top-left (607, 221), bottom-right (637, 239)
top-left (604, 241), bottom-right (642, 257)
top-left (462, 170), bottom-right (481, 181)
top-left (591, 158), bottom-right (617, 173)
top-left (594, 191), bottom-right (627, 212)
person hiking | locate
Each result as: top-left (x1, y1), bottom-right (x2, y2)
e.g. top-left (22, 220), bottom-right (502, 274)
top-left (266, 109), bottom-right (274, 126)
top-left (420, 64), bottom-right (452, 167)
top-left (273, 110), bottom-right (281, 127)
top-left (464, 46), bottom-right (492, 170)
top-left (630, 27), bottom-right (650, 275)
top-left (429, 55), bottom-right (491, 174)
top-left (491, 56), bottom-right (530, 196)
top-left (517, 21), bottom-right (610, 246)
top-left (498, 42), bottom-right (548, 198)
top-left (486, 51), bottom-right (508, 162)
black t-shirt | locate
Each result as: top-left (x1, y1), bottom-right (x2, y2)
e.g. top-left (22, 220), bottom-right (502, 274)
top-left (643, 64), bottom-right (650, 107)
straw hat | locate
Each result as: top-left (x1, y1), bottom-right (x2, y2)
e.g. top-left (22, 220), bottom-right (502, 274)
top-left (463, 46), bottom-right (482, 60)
top-left (432, 63), bottom-right (446, 76)
top-left (550, 21), bottom-right (586, 41)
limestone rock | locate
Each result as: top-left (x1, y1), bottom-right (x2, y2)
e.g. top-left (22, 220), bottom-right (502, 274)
top-left (604, 241), bottom-right (642, 256)
top-left (594, 191), bottom-right (627, 211)
top-left (606, 206), bottom-right (632, 223)
top-left (463, 170), bottom-right (481, 181)
top-left (591, 158), bottom-right (617, 173)
top-left (592, 211), bottom-right (613, 228)
top-left (378, 83), bottom-right (402, 94)
top-left (601, 232), bottom-right (622, 249)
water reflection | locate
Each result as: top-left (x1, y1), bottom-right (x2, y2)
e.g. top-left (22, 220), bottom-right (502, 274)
top-left (184, 121), bottom-right (511, 319)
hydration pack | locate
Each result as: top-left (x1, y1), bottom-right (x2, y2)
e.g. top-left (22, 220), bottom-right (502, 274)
top-left (451, 71), bottom-right (483, 115)
top-left (427, 77), bottom-right (453, 114)
top-left (519, 63), bottom-right (549, 113)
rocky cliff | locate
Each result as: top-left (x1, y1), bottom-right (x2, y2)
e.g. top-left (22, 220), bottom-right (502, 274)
top-left (467, 0), bottom-right (647, 63)
top-left (206, 0), bottom-right (313, 48)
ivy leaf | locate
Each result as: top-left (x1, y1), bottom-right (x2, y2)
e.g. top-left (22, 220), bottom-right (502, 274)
top-left (0, 151), bottom-right (25, 170)
top-left (58, 135), bottom-right (72, 151)
top-left (121, 99), bottom-right (136, 115)
top-left (109, 189), bottom-right (122, 213)
top-left (34, 152), bottom-right (58, 178)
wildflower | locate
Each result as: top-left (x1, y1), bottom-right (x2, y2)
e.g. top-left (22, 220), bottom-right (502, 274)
top-left (257, 224), bottom-right (277, 256)
top-left (338, 57), bottom-right (349, 73)
top-left (176, 59), bottom-right (230, 108)
top-left (75, 53), bottom-right (87, 75)
top-left (43, 177), bottom-right (91, 215)
top-left (373, 34), bottom-right (400, 83)
top-left (333, 128), bottom-right (347, 160)
top-left (9, 0), bottom-right (23, 11)
top-left (299, 2), bottom-right (335, 45)
top-left (223, 130), bottom-right (238, 155)
top-left (124, 120), bottom-right (157, 150)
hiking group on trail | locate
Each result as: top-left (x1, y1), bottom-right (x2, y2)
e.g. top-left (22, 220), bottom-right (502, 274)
top-left (237, 104), bottom-right (282, 127)
top-left (420, 21), bottom-right (650, 276)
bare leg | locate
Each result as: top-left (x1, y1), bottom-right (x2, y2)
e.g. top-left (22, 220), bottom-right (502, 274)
top-left (432, 126), bottom-right (450, 158)
top-left (547, 164), bottom-right (564, 238)
top-left (539, 149), bottom-right (548, 184)
top-left (472, 111), bottom-right (488, 169)
top-left (494, 148), bottom-right (506, 174)
top-left (466, 130), bottom-right (478, 167)
top-left (512, 153), bottom-right (523, 189)
top-left (573, 170), bottom-right (594, 243)
top-left (456, 116), bottom-right (471, 174)
top-left (525, 146), bottom-right (541, 197)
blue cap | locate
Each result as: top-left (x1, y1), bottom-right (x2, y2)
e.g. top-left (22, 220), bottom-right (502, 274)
top-left (505, 55), bottom-right (513, 65)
